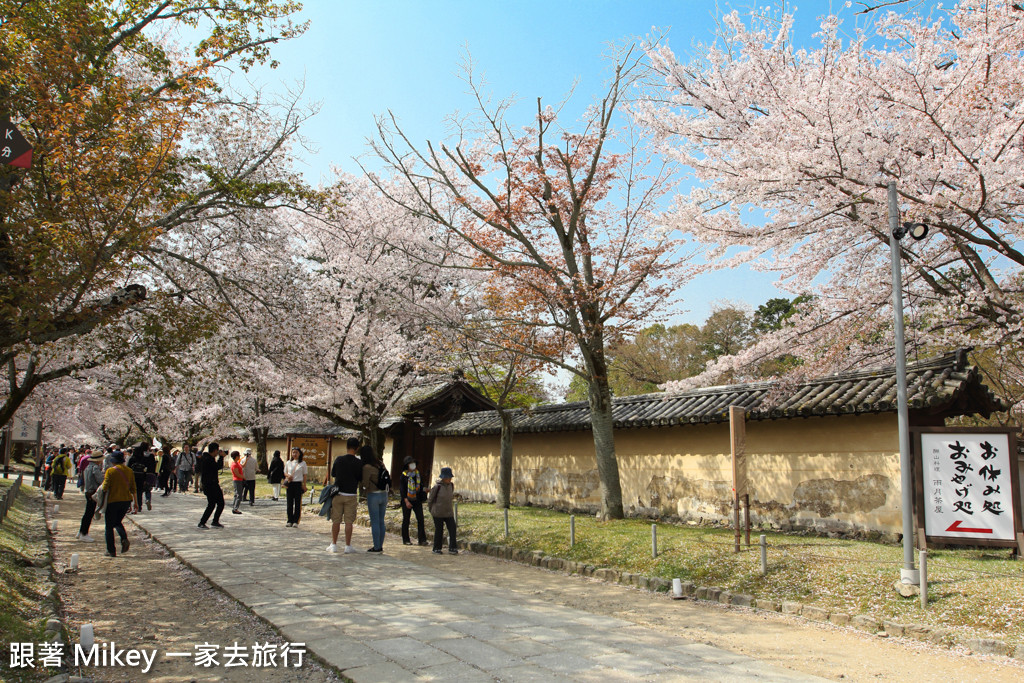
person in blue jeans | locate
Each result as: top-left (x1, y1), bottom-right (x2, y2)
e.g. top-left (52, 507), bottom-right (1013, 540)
top-left (359, 445), bottom-right (389, 553)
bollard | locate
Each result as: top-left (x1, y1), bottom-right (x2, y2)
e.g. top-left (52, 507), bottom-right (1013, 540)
top-left (920, 549), bottom-right (928, 609)
top-left (570, 515), bottom-right (575, 548)
top-left (69, 553), bottom-right (79, 571)
top-left (672, 578), bottom-right (684, 599)
top-left (52, 519), bottom-right (58, 532)
top-left (54, 505), bottom-right (59, 514)
top-left (454, 501), bottom-right (458, 525)
top-left (760, 535), bottom-right (767, 575)
top-left (504, 508), bottom-right (509, 538)
top-left (80, 623), bottom-right (95, 651)
top-left (651, 524), bottom-right (658, 559)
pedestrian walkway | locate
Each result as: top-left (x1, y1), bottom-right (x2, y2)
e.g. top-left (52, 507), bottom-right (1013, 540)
top-left (130, 494), bottom-right (824, 682)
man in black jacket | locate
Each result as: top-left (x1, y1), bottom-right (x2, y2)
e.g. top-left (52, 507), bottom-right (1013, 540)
top-left (196, 443), bottom-right (226, 529)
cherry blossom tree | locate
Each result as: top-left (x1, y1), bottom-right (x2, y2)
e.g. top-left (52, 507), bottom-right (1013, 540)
top-left (430, 276), bottom-right (554, 509)
top-left (370, 49), bottom-right (688, 519)
top-left (270, 178), bottom-right (457, 454)
top-left (0, 0), bottom-right (312, 425)
top-left (640, 3), bottom-right (1024, 395)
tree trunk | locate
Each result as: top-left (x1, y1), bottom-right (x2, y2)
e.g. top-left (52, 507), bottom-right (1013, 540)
top-left (255, 426), bottom-right (269, 474)
top-left (366, 423), bottom-right (386, 459)
top-left (585, 354), bottom-right (625, 520)
top-left (496, 409), bottom-right (514, 509)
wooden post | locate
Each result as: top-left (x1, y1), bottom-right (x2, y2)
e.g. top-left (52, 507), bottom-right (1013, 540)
top-left (730, 406), bottom-right (746, 554)
top-left (744, 494), bottom-right (751, 547)
top-left (2, 424), bottom-right (11, 478)
top-left (733, 496), bottom-right (740, 553)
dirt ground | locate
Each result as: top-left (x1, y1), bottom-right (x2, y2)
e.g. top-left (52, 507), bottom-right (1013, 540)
top-left (49, 490), bottom-right (340, 682)
top-left (49, 486), bottom-right (1024, 683)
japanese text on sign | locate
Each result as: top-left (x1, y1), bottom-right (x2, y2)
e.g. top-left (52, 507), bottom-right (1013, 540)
top-left (921, 433), bottom-right (1015, 541)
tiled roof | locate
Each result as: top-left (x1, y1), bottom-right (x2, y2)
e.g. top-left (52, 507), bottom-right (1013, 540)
top-left (425, 350), bottom-right (1008, 436)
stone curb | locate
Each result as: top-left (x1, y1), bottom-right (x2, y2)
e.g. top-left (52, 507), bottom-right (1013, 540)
top-left (37, 491), bottom-right (70, 673)
top-left (126, 518), bottom-right (351, 681)
top-left (355, 511), bottom-right (1024, 663)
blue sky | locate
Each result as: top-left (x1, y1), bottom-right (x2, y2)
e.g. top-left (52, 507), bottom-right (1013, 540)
top-left (245, 0), bottom-right (877, 324)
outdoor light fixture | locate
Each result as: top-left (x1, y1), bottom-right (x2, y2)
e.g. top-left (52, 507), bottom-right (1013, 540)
top-left (893, 221), bottom-right (929, 241)
top-left (887, 184), bottom-right (937, 588)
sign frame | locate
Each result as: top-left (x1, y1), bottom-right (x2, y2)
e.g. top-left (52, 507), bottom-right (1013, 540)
top-left (912, 426), bottom-right (1023, 553)
top-left (284, 433), bottom-right (333, 469)
top-left (11, 417), bottom-right (41, 443)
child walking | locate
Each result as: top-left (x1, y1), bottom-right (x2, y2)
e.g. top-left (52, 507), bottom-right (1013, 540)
top-left (427, 467), bottom-right (458, 555)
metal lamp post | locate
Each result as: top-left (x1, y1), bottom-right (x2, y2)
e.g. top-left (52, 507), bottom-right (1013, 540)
top-left (887, 181), bottom-right (928, 585)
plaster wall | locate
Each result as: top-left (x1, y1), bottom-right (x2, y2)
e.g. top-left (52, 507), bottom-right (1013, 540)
top-left (433, 413), bottom-right (903, 534)
top-left (207, 438), bottom-right (289, 470)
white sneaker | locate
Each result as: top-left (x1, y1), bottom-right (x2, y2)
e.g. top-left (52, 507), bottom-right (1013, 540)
top-left (75, 532), bottom-right (82, 540)
top-left (343, 545), bottom-right (358, 554)
top-left (79, 534), bottom-right (95, 542)
top-left (326, 544), bottom-right (338, 553)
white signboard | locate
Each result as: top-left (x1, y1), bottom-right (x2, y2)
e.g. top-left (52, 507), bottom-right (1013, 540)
top-left (921, 432), bottom-right (1015, 541)
top-left (11, 417), bottom-right (41, 443)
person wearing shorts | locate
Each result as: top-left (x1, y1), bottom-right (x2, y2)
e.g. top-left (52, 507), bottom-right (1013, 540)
top-left (325, 437), bottom-right (364, 554)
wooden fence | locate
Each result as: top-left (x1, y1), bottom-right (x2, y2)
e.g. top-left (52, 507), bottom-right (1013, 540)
top-left (0, 474), bottom-right (24, 524)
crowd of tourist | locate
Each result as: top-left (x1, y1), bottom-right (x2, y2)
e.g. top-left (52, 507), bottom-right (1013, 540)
top-left (38, 436), bottom-right (459, 559)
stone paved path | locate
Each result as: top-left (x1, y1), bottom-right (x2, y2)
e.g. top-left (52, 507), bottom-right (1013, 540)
top-left (130, 494), bottom-right (825, 682)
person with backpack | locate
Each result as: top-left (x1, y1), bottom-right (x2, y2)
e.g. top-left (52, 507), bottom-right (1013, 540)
top-left (77, 451), bottom-right (105, 542)
top-left (50, 448), bottom-right (72, 499)
top-left (360, 444), bottom-right (390, 554)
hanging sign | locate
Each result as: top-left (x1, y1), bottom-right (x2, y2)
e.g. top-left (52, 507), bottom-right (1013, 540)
top-left (0, 121), bottom-right (32, 168)
top-left (914, 428), bottom-right (1023, 551)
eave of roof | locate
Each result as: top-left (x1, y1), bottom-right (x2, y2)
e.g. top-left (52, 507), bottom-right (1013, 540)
top-left (425, 350), bottom-right (1008, 437)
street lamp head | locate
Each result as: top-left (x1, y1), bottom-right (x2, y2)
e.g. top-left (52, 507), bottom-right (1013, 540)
top-left (894, 222), bottom-right (929, 241)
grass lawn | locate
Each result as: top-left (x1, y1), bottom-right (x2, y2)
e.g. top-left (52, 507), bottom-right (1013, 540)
top-left (0, 478), bottom-right (53, 682)
top-left (214, 472), bottom-right (299, 500)
top-left (386, 501), bottom-right (1024, 646)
